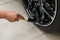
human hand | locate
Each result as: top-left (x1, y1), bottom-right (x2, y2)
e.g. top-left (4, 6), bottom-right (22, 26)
top-left (4, 10), bottom-right (25, 22)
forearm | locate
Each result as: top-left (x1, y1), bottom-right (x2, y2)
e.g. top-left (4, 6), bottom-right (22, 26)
top-left (0, 10), bottom-right (6, 18)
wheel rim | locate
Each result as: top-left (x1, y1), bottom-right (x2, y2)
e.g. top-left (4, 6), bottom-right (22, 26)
top-left (23, 0), bottom-right (57, 27)
top-left (35, 0), bottom-right (57, 27)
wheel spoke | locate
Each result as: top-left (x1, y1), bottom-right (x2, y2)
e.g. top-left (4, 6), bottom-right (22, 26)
top-left (42, 7), bottom-right (54, 20)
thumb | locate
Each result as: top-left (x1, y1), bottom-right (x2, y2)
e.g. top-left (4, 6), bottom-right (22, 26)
top-left (17, 14), bottom-right (28, 21)
top-left (17, 14), bottom-right (25, 20)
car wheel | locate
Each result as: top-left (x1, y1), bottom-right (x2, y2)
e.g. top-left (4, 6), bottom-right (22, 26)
top-left (22, 0), bottom-right (60, 33)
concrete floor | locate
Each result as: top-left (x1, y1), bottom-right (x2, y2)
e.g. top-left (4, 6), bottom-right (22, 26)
top-left (0, 0), bottom-right (60, 40)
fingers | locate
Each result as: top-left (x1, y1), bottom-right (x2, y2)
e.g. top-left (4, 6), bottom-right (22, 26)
top-left (6, 13), bottom-right (27, 22)
top-left (17, 14), bottom-right (28, 21)
top-left (10, 14), bottom-right (25, 22)
top-left (17, 14), bottom-right (25, 20)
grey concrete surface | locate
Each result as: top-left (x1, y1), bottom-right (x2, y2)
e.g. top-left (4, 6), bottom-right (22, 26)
top-left (0, 0), bottom-right (60, 40)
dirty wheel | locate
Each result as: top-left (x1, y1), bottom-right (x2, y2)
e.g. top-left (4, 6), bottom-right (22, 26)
top-left (22, 0), bottom-right (60, 33)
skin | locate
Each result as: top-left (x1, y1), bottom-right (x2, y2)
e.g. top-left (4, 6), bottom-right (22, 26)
top-left (0, 10), bottom-right (26, 22)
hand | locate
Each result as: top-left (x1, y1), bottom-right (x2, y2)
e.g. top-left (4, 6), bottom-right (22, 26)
top-left (4, 10), bottom-right (25, 22)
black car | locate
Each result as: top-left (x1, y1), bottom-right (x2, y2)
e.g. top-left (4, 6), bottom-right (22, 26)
top-left (22, 0), bottom-right (60, 32)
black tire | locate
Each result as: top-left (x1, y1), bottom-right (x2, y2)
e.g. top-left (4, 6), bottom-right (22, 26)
top-left (22, 0), bottom-right (60, 33)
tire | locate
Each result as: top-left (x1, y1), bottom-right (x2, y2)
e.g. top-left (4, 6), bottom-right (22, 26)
top-left (22, 0), bottom-right (60, 33)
